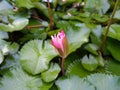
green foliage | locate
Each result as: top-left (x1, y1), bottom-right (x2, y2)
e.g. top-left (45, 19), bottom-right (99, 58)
top-left (0, 18), bottom-right (29, 32)
top-left (0, 31), bottom-right (8, 39)
top-left (103, 24), bottom-right (120, 41)
top-left (56, 74), bottom-right (120, 90)
top-left (66, 60), bottom-right (91, 77)
top-left (55, 75), bottom-right (94, 90)
top-left (85, 43), bottom-right (99, 55)
top-left (105, 60), bottom-right (120, 76)
top-left (0, 67), bottom-right (53, 90)
top-left (20, 40), bottom-right (57, 75)
top-left (57, 21), bottom-right (91, 54)
top-left (41, 63), bottom-right (61, 82)
top-left (107, 39), bottom-right (120, 62)
top-left (84, 0), bottom-right (110, 15)
top-left (0, 0), bottom-right (120, 89)
top-left (81, 55), bottom-right (98, 71)
top-left (0, 0), bottom-right (13, 15)
top-left (0, 50), bottom-right (4, 64)
top-left (14, 0), bottom-right (34, 9)
top-left (114, 10), bottom-right (120, 20)
top-left (87, 73), bottom-right (120, 90)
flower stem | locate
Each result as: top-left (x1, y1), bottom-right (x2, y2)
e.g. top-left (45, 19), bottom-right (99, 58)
top-left (98, 0), bottom-right (119, 52)
top-left (26, 24), bottom-right (43, 30)
top-left (47, 0), bottom-right (53, 28)
top-left (61, 57), bottom-right (65, 75)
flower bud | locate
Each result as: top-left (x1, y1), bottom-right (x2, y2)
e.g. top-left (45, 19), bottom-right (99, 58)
top-left (51, 30), bottom-right (69, 58)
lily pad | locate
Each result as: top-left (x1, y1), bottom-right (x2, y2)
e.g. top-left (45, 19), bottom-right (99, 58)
top-left (0, 67), bottom-right (53, 90)
top-left (41, 63), bottom-right (61, 82)
top-left (57, 21), bottom-right (90, 54)
top-left (81, 55), bottom-right (98, 71)
top-left (55, 75), bottom-right (94, 90)
top-left (0, 18), bottom-right (29, 32)
top-left (20, 40), bottom-right (57, 75)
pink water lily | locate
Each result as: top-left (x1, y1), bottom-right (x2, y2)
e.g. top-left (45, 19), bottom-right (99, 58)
top-left (51, 30), bottom-right (69, 58)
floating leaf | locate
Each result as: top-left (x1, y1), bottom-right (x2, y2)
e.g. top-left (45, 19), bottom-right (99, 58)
top-left (57, 21), bottom-right (90, 54)
top-left (0, 67), bottom-right (53, 90)
top-left (14, 0), bottom-right (34, 9)
top-left (20, 40), bottom-right (57, 75)
top-left (0, 31), bottom-right (8, 39)
top-left (96, 56), bottom-right (105, 67)
top-left (33, 2), bottom-right (49, 18)
top-left (8, 42), bottom-right (19, 54)
top-left (59, 0), bottom-right (82, 6)
top-left (107, 39), bottom-right (120, 62)
top-left (105, 60), bottom-right (120, 76)
top-left (85, 43), bottom-right (99, 55)
top-left (90, 25), bottom-right (102, 46)
top-left (0, 18), bottom-right (29, 32)
top-left (0, 40), bottom-right (9, 55)
top-left (55, 75), bottom-right (94, 90)
top-left (92, 14), bottom-right (109, 23)
top-left (103, 24), bottom-right (120, 41)
top-left (0, 0), bottom-right (13, 15)
top-left (66, 60), bottom-right (91, 77)
top-left (41, 63), bottom-right (61, 82)
top-left (84, 0), bottom-right (110, 15)
top-left (81, 55), bottom-right (98, 71)
top-left (114, 10), bottom-right (120, 20)
top-left (87, 73), bottom-right (120, 90)
top-left (0, 50), bottom-right (4, 64)
top-left (0, 54), bottom-right (20, 72)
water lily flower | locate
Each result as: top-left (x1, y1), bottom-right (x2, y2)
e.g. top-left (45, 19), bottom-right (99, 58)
top-left (51, 30), bottom-right (69, 58)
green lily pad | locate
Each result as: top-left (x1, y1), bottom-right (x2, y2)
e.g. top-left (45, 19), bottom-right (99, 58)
top-left (87, 73), bottom-right (120, 90)
top-left (84, 0), bottom-right (110, 15)
top-left (0, 0), bottom-right (13, 15)
top-left (0, 31), bottom-right (8, 39)
top-left (0, 18), bottom-right (29, 32)
top-left (55, 75), bottom-right (94, 90)
top-left (0, 50), bottom-right (4, 64)
top-left (0, 67), bottom-right (53, 90)
top-left (66, 60), bottom-right (91, 77)
top-left (56, 21), bottom-right (90, 54)
top-left (103, 24), bottom-right (120, 41)
top-left (85, 43), bottom-right (99, 55)
top-left (20, 40), bottom-right (57, 75)
top-left (41, 63), bottom-right (61, 82)
top-left (81, 55), bottom-right (98, 71)
top-left (14, 0), bottom-right (34, 9)
top-left (114, 10), bottom-right (120, 20)
top-left (107, 39), bottom-right (120, 62)
top-left (105, 60), bottom-right (120, 76)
